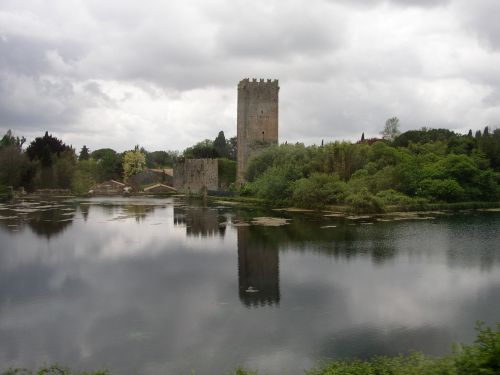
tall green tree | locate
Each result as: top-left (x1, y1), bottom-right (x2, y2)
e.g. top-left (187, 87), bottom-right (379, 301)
top-left (123, 149), bottom-right (146, 181)
top-left (0, 129), bottom-right (25, 150)
top-left (227, 136), bottom-right (237, 161)
top-left (79, 145), bottom-right (90, 161)
top-left (26, 131), bottom-right (72, 165)
top-left (214, 131), bottom-right (229, 158)
top-left (26, 132), bottom-right (75, 189)
top-left (91, 148), bottom-right (123, 181)
top-left (0, 130), bottom-right (32, 189)
top-left (479, 128), bottom-right (500, 171)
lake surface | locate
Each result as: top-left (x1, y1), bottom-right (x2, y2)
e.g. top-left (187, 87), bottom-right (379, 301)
top-left (1, 197), bottom-right (499, 374)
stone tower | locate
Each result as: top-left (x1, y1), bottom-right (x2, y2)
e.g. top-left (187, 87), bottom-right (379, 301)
top-left (237, 78), bottom-right (279, 184)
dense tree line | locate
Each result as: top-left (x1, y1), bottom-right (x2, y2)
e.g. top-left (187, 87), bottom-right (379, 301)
top-left (0, 129), bottom-right (234, 197)
top-left (2, 125), bottom-right (499, 208)
top-left (0, 130), bottom-right (179, 196)
top-left (0, 130), bottom-right (31, 193)
top-left (242, 126), bottom-right (500, 211)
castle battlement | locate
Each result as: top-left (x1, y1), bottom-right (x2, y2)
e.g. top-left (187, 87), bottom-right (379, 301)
top-left (238, 78), bottom-right (279, 89)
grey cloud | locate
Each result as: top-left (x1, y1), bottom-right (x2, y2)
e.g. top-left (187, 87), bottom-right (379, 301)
top-left (0, 73), bottom-right (79, 130)
top-left (327, 0), bottom-right (450, 8)
top-left (215, 13), bottom-right (341, 59)
top-left (459, 0), bottom-right (500, 50)
top-left (388, 0), bottom-right (450, 7)
top-left (146, 0), bottom-right (343, 90)
top-left (83, 81), bottom-right (114, 105)
top-left (0, 35), bottom-right (52, 75)
top-left (76, 1), bottom-right (343, 90)
top-left (0, 73), bottom-right (116, 137)
top-left (0, 30), bottom-right (90, 134)
top-left (0, 34), bottom-right (85, 76)
top-left (483, 89), bottom-right (500, 107)
top-left (281, 78), bottom-right (437, 142)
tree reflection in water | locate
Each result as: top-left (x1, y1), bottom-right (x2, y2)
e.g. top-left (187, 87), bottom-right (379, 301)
top-left (0, 200), bottom-right (76, 239)
top-left (27, 208), bottom-right (74, 239)
top-left (79, 204), bottom-right (90, 221)
top-left (174, 206), bottom-right (226, 237)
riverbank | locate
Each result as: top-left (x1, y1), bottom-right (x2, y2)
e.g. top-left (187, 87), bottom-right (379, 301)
top-left (13, 188), bottom-right (500, 214)
top-left (210, 194), bottom-right (500, 214)
top-left (3, 323), bottom-right (498, 375)
top-left (8, 191), bottom-right (500, 219)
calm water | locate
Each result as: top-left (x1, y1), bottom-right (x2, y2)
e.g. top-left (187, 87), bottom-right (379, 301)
top-left (0, 197), bottom-right (499, 374)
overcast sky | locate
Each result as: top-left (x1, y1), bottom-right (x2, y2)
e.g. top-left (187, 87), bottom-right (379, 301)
top-left (1, 0), bottom-right (499, 152)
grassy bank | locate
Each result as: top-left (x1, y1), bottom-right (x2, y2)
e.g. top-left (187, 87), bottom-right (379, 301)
top-left (4, 323), bottom-right (499, 375)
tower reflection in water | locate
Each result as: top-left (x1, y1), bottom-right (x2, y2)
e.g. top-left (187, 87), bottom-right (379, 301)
top-left (237, 225), bottom-right (280, 307)
top-left (173, 206), bottom-right (226, 237)
top-left (174, 205), bottom-right (280, 307)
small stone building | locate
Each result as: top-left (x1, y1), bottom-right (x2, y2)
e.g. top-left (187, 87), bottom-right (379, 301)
top-left (143, 183), bottom-right (177, 194)
top-left (91, 180), bottom-right (126, 195)
top-left (127, 169), bottom-right (174, 191)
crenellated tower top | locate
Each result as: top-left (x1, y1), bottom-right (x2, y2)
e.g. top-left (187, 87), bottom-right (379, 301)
top-left (238, 78), bottom-right (279, 89)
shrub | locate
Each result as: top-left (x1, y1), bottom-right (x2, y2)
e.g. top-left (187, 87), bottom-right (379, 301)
top-left (245, 144), bottom-right (309, 182)
top-left (250, 165), bottom-right (300, 204)
top-left (453, 322), bottom-right (500, 375)
top-left (376, 189), bottom-right (425, 206)
top-left (218, 158), bottom-right (237, 188)
top-left (346, 188), bottom-right (384, 213)
top-left (291, 173), bottom-right (349, 209)
top-left (418, 178), bottom-right (465, 202)
top-left (71, 169), bottom-right (95, 195)
top-left (473, 170), bottom-right (500, 201)
top-left (308, 323), bottom-right (500, 375)
top-left (348, 169), bottom-right (373, 193)
top-left (238, 183), bottom-right (254, 196)
top-left (226, 367), bottom-right (258, 375)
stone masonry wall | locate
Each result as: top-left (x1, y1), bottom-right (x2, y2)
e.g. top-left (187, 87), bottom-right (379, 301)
top-left (173, 159), bottom-right (218, 194)
top-left (237, 78), bottom-right (279, 184)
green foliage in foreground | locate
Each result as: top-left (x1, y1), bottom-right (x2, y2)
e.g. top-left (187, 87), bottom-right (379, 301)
top-left (4, 323), bottom-right (499, 375)
top-left (233, 323), bottom-right (500, 375)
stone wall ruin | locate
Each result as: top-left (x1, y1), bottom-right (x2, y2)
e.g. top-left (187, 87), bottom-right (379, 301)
top-left (173, 159), bottom-right (218, 194)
